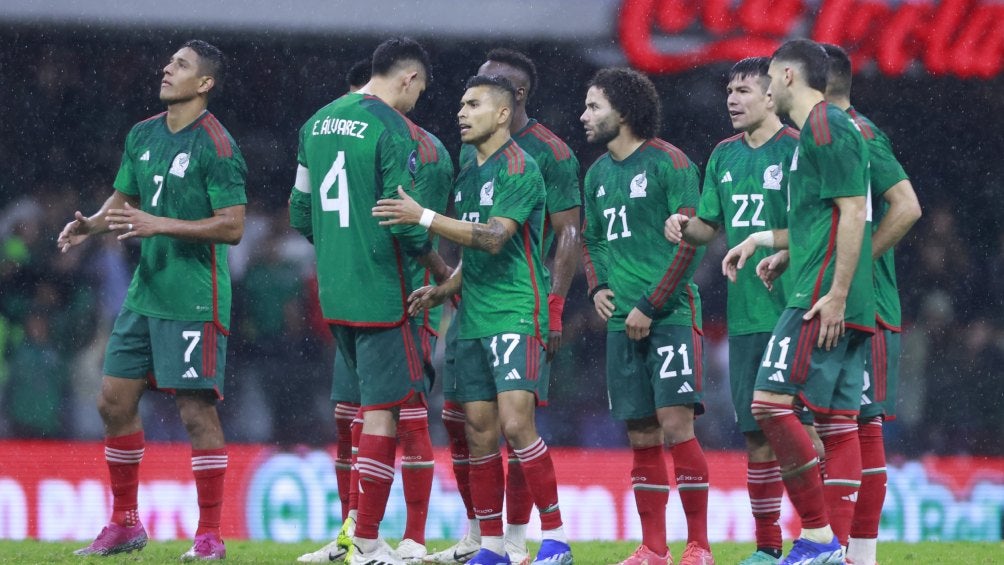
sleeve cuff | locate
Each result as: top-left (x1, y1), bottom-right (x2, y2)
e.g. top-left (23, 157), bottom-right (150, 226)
top-left (588, 283), bottom-right (609, 301)
top-left (635, 296), bottom-right (658, 318)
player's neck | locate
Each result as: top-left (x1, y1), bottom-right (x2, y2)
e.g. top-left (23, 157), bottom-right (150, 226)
top-left (475, 129), bottom-right (513, 165)
top-left (744, 117), bottom-right (784, 149)
top-left (165, 98), bottom-right (208, 133)
top-left (508, 107), bottom-right (530, 134)
top-left (607, 130), bottom-right (646, 162)
top-left (788, 89), bottom-right (826, 132)
top-left (825, 95), bottom-right (852, 112)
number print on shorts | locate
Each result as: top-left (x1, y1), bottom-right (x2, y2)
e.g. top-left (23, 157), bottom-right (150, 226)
top-left (761, 335), bottom-right (791, 370)
top-left (490, 333), bottom-right (521, 367)
top-left (182, 331), bottom-right (201, 363)
top-left (656, 344), bottom-right (693, 379)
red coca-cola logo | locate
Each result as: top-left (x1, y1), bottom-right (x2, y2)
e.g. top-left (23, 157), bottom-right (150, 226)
top-left (619, 0), bottom-right (1003, 78)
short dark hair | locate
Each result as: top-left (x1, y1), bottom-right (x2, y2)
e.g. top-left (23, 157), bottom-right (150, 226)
top-left (347, 58), bottom-right (372, 89)
top-left (588, 68), bottom-right (661, 140)
top-left (771, 39), bottom-right (829, 92)
top-left (729, 57), bottom-right (771, 92)
top-left (371, 37), bottom-right (432, 82)
top-left (485, 47), bottom-right (538, 98)
top-left (821, 43), bottom-right (853, 99)
top-left (465, 74), bottom-right (517, 109)
top-left (182, 39), bottom-right (226, 92)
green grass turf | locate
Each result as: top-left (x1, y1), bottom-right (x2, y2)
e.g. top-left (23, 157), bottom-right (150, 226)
top-left (1, 539), bottom-right (1000, 564)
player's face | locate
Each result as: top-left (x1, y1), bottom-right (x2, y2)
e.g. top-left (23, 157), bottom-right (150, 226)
top-left (766, 59), bottom-right (792, 117)
top-left (580, 86), bottom-right (620, 145)
top-left (160, 47), bottom-right (208, 105)
top-left (457, 86), bottom-right (501, 145)
top-left (478, 60), bottom-right (528, 103)
top-left (726, 74), bottom-right (773, 132)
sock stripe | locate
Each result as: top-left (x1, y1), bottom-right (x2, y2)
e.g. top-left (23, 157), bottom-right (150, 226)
top-left (513, 438), bottom-right (547, 463)
top-left (357, 457), bottom-right (395, 480)
top-left (862, 466), bottom-right (887, 475)
top-left (824, 479), bottom-right (862, 487)
top-left (781, 457), bottom-right (819, 479)
top-left (750, 497), bottom-right (783, 512)
top-left (470, 452), bottom-right (502, 466)
top-left (633, 484), bottom-right (671, 492)
top-left (105, 448), bottom-right (144, 463)
top-left (677, 482), bottom-right (709, 491)
top-left (442, 408), bottom-right (466, 423)
top-left (400, 407), bottom-right (428, 420)
top-left (192, 456), bottom-right (229, 471)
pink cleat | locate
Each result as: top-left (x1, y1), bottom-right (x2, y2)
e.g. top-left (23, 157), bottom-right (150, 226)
top-left (679, 542), bottom-right (715, 565)
top-left (74, 522), bottom-right (148, 556)
top-left (612, 544), bottom-right (673, 565)
top-left (181, 532), bottom-right (227, 561)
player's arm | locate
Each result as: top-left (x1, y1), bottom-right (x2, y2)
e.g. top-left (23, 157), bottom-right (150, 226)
top-left (872, 179), bottom-right (921, 259)
top-left (108, 202), bottom-right (245, 245)
top-left (722, 228), bottom-right (789, 283)
top-left (58, 190), bottom-right (141, 252)
top-left (546, 205), bottom-right (581, 358)
top-left (665, 214), bottom-right (719, 245)
top-left (289, 163), bottom-right (313, 242)
top-left (409, 259), bottom-right (463, 315)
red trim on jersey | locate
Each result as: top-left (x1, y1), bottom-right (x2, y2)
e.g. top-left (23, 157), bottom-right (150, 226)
top-left (714, 132), bottom-right (745, 149)
top-left (201, 322), bottom-right (214, 377)
top-left (402, 116), bottom-right (432, 163)
top-left (876, 314), bottom-right (901, 333)
top-left (522, 223), bottom-right (544, 342)
top-left (649, 207), bottom-right (697, 308)
top-left (503, 142), bottom-right (526, 175)
top-left (810, 103), bottom-right (832, 146)
top-left (646, 138), bottom-right (689, 169)
top-left (417, 130), bottom-right (438, 164)
top-left (360, 389), bottom-right (420, 412)
top-left (525, 123), bottom-right (571, 160)
top-left (811, 206), bottom-right (840, 303)
top-left (400, 323), bottom-right (424, 384)
top-left (780, 126), bottom-right (801, 141)
top-left (845, 322), bottom-right (876, 334)
top-left (792, 317), bottom-right (820, 384)
top-left (848, 108), bottom-right (875, 140)
top-left (200, 114), bottom-right (232, 158)
top-left (692, 325), bottom-right (703, 392)
top-left (872, 329), bottom-right (887, 402)
top-left (209, 245), bottom-right (229, 335)
top-left (686, 285), bottom-right (703, 335)
top-left (140, 111), bottom-right (168, 124)
top-left (320, 239), bottom-right (411, 329)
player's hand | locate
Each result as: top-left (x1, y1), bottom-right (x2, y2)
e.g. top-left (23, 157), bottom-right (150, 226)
top-left (722, 237), bottom-right (758, 283)
top-left (803, 293), bottom-right (846, 350)
top-left (546, 331), bottom-right (562, 362)
top-left (408, 284), bottom-right (446, 315)
top-left (756, 250), bottom-right (790, 291)
top-left (373, 186), bottom-right (423, 226)
top-left (107, 202), bottom-right (156, 240)
top-left (663, 213), bottom-right (690, 244)
top-left (57, 211), bottom-right (93, 253)
top-left (592, 288), bottom-right (615, 321)
top-left (625, 307), bottom-right (652, 341)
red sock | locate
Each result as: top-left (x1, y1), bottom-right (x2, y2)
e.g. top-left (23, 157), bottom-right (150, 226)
top-left (442, 402), bottom-right (474, 519)
top-left (348, 411), bottom-right (363, 513)
top-left (106, 431), bottom-right (144, 527)
top-left (747, 460), bottom-right (783, 553)
top-left (355, 433), bottom-right (397, 540)
top-left (669, 438), bottom-right (710, 549)
top-left (192, 447), bottom-right (228, 536)
top-left (816, 416), bottom-right (861, 546)
top-left (469, 451), bottom-right (505, 537)
top-left (754, 401), bottom-right (828, 529)
top-left (398, 404), bottom-right (433, 544)
top-left (850, 418), bottom-right (886, 539)
top-left (505, 442), bottom-right (532, 526)
top-left (334, 403), bottom-right (359, 521)
top-left (512, 438), bottom-right (562, 531)
top-left (631, 445), bottom-right (669, 555)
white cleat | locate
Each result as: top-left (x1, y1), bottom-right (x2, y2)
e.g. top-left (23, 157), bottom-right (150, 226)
top-left (350, 537), bottom-right (403, 565)
top-left (504, 539), bottom-right (529, 565)
top-left (298, 540), bottom-right (349, 563)
top-left (397, 539), bottom-right (429, 563)
top-left (423, 535), bottom-right (481, 563)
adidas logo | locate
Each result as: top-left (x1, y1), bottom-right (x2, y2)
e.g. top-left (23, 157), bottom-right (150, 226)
top-left (140, 150), bottom-right (150, 161)
top-left (505, 369), bottom-right (521, 381)
top-left (842, 492), bottom-right (858, 502)
top-left (182, 367), bottom-right (199, 379)
top-left (769, 370), bottom-right (785, 383)
top-left (721, 171), bottom-right (732, 183)
top-left (596, 185), bottom-right (606, 197)
top-left (677, 382), bottom-right (694, 394)
top-left (861, 395), bottom-right (872, 405)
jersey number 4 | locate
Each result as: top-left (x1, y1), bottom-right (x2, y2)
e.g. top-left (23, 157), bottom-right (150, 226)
top-left (320, 151), bottom-right (350, 227)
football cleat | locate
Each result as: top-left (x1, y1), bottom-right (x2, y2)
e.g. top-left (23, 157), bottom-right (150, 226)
top-left (180, 532), bottom-right (226, 561)
top-left (73, 522), bottom-right (148, 556)
top-left (779, 536), bottom-right (845, 565)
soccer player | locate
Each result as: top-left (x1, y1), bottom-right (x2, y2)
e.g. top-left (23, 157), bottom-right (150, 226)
top-left (822, 43), bottom-right (921, 565)
top-left (721, 38), bottom-right (873, 565)
top-left (289, 37), bottom-right (448, 565)
top-left (429, 48), bottom-right (581, 565)
top-left (580, 68), bottom-right (714, 565)
top-left (373, 74), bottom-right (573, 565)
top-left (297, 58), bottom-right (453, 564)
top-left (663, 57), bottom-right (808, 565)
top-left (57, 40), bottom-right (245, 561)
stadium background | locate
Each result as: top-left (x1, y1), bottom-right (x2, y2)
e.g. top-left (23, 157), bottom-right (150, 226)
top-left (0, 0), bottom-right (1001, 545)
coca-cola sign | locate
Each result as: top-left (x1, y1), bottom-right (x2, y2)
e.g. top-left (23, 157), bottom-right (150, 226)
top-left (619, 0), bottom-right (1003, 78)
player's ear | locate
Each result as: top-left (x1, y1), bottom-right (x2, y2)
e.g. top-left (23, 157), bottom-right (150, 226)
top-left (198, 76), bottom-right (215, 95)
top-left (497, 103), bottom-right (511, 126)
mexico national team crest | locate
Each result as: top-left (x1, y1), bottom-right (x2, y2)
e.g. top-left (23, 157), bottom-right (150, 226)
top-left (479, 180), bottom-right (494, 206)
top-left (408, 150), bottom-right (419, 175)
top-left (170, 152), bottom-right (190, 178)
top-left (629, 171), bottom-right (647, 198)
top-left (763, 163), bottom-right (783, 190)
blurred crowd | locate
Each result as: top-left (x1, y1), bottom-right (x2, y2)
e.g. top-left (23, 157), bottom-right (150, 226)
top-left (1, 31), bottom-right (1001, 456)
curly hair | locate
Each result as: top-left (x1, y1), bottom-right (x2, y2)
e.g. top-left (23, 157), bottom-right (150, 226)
top-left (588, 67), bottom-right (661, 139)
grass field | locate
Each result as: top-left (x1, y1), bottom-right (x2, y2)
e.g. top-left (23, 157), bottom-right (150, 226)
top-left (1, 539), bottom-right (1001, 564)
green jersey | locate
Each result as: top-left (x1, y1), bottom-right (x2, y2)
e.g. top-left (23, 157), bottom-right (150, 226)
top-left (410, 127), bottom-right (454, 333)
top-left (291, 93), bottom-right (430, 327)
top-left (583, 139), bottom-right (705, 332)
top-left (460, 119), bottom-right (581, 256)
top-left (453, 139), bottom-right (549, 340)
top-left (848, 107), bottom-right (909, 331)
top-left (698, 127), bottom-right (799, 335)
top-left (787, 102), bottom-right (874, 331)
top-left (113, 111), bottom-right (247, 330)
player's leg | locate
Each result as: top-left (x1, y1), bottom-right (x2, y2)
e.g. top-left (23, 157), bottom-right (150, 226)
top-left (503, 440), bottom-right (532, 565)
top-left (648, 325), bottom-right (712, 565)
top-left (397, 324), bottom-right (435, 561)
top-left (608, 331), bottom-right (672, 565)
top-left (75, 309), bottom-right (150, 557)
